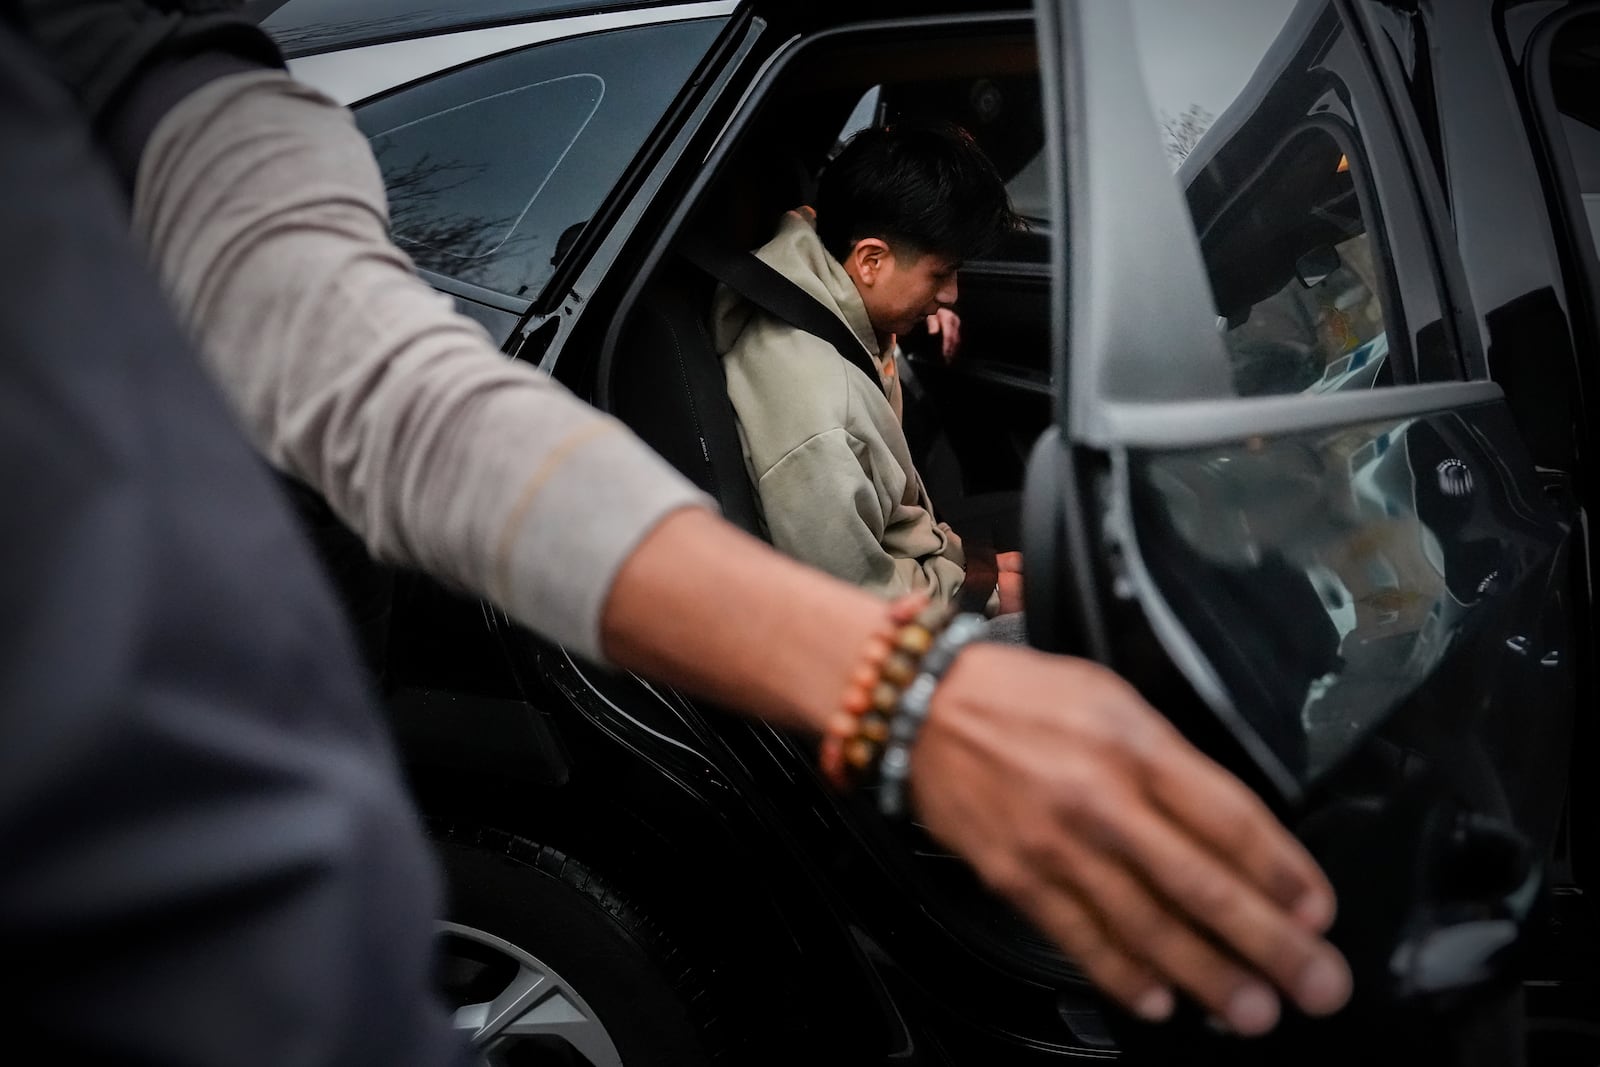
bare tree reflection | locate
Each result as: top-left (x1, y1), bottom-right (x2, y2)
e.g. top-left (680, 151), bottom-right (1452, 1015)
top-left (374, 142), bottom-right (530, 291)
top-left (1161, 104), bottom-right (1214, 166)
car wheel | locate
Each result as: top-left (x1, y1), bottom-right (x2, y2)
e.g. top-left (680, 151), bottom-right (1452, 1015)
top-left (430, 823), bottom-right (720, 1067)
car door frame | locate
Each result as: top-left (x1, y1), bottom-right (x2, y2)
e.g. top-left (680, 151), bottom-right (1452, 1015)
top-left (1032, 0), bottom-right (1571, 786)
top-left (1029, 0), bottom-right (1579, 1055)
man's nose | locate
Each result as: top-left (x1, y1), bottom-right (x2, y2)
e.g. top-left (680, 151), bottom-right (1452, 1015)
top-left (938, 276), bottom-right (958, 307)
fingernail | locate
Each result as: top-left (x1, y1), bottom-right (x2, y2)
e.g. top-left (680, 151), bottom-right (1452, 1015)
top-left (1226, 984), bottom-right (1279, 1036)
top-left (1296, 954), bottom-right (1352, 1015)
top-left (1133, 986), bottom-right (1175, 1022)
top-left (1293, 890), bottom-right (1335, 931)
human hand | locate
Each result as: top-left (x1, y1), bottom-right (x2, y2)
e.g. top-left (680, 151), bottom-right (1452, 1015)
top-left (909, 647), bottom-right (1350, 1035)
top-left (995, 550), bottom-right (1023, 615)
top-left (926, 307), bottom-right (962, 362)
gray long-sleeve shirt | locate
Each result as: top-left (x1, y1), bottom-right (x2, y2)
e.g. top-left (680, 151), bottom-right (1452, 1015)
top-left (133, 71), bottom-right (712, 662)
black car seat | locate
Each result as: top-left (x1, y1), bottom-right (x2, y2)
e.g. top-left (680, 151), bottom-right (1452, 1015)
top-left (607, 264), bottom-right (766, 538)
top-left (602, 130), bottom-right (820, 538)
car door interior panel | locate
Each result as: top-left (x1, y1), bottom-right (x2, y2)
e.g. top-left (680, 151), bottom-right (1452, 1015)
top-left (1040, 1), bottom-right (1585, 1061)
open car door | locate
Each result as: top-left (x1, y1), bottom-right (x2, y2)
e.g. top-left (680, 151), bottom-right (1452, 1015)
top-left (1025, 1), bottom-right (1578, 1063)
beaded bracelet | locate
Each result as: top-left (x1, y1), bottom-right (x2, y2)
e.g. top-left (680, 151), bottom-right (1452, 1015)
top-left (819, 593), bottom-right (951, 791)
top-left (877, 612), bottom-right (989, 818)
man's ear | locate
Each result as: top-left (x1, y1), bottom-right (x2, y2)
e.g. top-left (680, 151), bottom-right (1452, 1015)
top-left (847, 238), bottom-right (892, 286)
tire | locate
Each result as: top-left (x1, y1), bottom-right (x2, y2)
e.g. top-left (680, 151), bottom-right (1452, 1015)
top-left (429, 822), bottom-right (720, 1067)
top-left (1527, 1018), bottom-right (1600, 1067)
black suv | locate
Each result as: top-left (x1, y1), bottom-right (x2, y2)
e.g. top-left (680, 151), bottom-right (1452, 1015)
top-left (261, 1), bottom-right (1599, 1063)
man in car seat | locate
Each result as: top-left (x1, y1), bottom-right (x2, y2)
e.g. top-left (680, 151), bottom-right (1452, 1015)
top-left (714, 124), bottom-right (1024, 615)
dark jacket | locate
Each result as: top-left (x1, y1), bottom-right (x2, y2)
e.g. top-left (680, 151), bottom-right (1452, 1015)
top-left (0, 23), bottom-right (468, 1066)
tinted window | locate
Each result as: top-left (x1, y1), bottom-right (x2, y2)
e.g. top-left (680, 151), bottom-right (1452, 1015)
top-left (1205, 128), bottom-right (1389, 396)
top-left (1129, 0), bottom-right (1400, 397)
top-left (355, 18), bottom-right (721, 301)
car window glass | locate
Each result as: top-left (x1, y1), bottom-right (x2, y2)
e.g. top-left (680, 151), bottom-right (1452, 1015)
top-left (1128, 0), bottom-right (1400, 397)
top-left (1004, 149), bottom-right (1048, 227)
top-left (370, 74), bottom-right (601, 274)
top-left (832, 86), bottom-right (883, 154)
top-left (1547, 15), bottom-right (1600, 255)
top-left (354, 17), bottom-right (722, 302)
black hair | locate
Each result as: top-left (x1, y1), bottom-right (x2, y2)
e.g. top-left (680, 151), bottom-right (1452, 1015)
top-left (814, 122), bottom-right (1019, 264)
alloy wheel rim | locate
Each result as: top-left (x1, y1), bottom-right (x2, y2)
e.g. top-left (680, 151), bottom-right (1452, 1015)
top-left (438, 920), bottom-right (626, 1067)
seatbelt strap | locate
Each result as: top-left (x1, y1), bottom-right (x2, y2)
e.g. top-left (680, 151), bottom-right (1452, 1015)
top-left (679, 236), bottom-right (886, 393)
top-left (681, 235), bottom-right (996, 614)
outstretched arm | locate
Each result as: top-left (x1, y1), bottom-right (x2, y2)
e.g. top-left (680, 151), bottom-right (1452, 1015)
top-left (135, 71), bottom-right (707, 665)
top-left (604, 508), bottom-right (1349, 1034)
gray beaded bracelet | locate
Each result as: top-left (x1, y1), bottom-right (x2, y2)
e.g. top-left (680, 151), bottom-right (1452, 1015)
top-left (877, 612), bottom-right (990, 818)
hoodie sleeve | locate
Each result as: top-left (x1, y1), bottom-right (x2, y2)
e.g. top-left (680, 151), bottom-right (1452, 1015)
top-left (756, 427), bottom-right (967, 604)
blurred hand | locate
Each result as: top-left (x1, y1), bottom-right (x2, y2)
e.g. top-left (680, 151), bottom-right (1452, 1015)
top-left (995, 550), bottom-right (1024, 615)
top-left (910, 648), bottom-right (1350, 1036)
top-left (926, 307), bottom-right (962, 363)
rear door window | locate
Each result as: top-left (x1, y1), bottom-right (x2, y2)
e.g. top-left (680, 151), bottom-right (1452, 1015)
top-left (354, 17), bottom-right (722, 304)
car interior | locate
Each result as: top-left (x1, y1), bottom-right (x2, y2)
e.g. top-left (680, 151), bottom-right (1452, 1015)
top-left (1198, 122), bottom-right (1395, 396)
top-left (335, 17), bottom-right (1086, 1009)
top-left (589, 13), bottom-right (1421, 1009)
top-left (601, 26), bottom-right (1049, 571)
top-left (595, 19), bottom-right (1100, 999)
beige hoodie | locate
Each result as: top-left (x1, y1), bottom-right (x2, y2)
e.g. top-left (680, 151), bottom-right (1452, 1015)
top-left (712, 210), bottom-right (968, 603)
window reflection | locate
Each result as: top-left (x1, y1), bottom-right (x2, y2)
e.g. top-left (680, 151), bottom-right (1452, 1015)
top-left (372, 74), bottom-right (603, 285)
top-left (353, 18), bottom-right (722, 301)
top-left (1134, 412), bottom-right (1544, 784)
top-left (1128, 1), bottom-right (1398, 397)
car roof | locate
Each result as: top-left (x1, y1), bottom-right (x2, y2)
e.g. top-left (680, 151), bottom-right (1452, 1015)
top-left (253, 0), bottom-right (1024, 57)
top-left (250, 0), bottom-right (692, 57)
